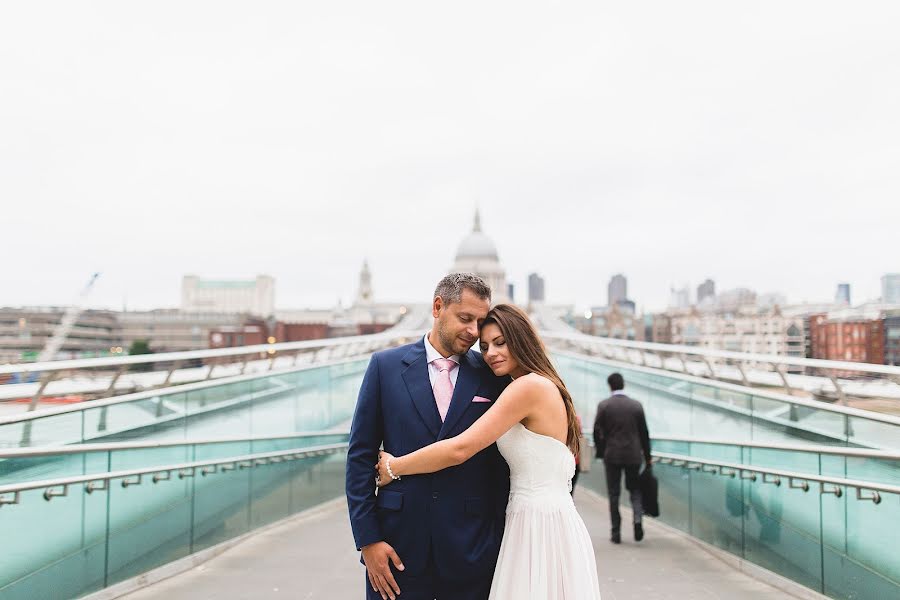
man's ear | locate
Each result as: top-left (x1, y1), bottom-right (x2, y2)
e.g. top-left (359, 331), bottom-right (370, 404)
top-left (432, 296), bottom-right (443, 318)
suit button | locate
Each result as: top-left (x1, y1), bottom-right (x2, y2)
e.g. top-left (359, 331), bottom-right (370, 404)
top-left (432, 492), bottom-right (439, 500)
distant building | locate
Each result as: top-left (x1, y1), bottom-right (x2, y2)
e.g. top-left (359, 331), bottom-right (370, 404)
top-left (884, 311), bottom-right (900, 366)
top-left (758, 293), bottom-right (787, 308)
top-left (528, 273), bottom-right (546, 304)
top-left (0, 307), bottom-right (120, 363)
top-left (279, 261), bottom-right (412, 330)
top-left (355, 261), bottom-right (374, 306)
top-left (507, 283), bottom-right (516, 304)
top-left (647, 314), bottom-right (673, 344)
top-left (809, 307), bottom-right (884, 364)
top-left (608, 274), bottom-right (627, 307)
top-left (717, 288), bottom-right (757, 309)
top-left (616, 299), bottom-right (636, 315)
top-left (209, 320), bottom-right (336, 349)
top-left (582, 304), bottom-right (644, 341)
top-left (669, 286), bottom-right (691, 309)
top-left (882, 274), bottom-right (900, 304)
top-left (835, 283), bottom-right (851, 306)
top-left (697, 279), bottom-right (716, 304)
top-left (665, 305), bottom-right (804, 361)
top-left (181, 275), bottom-right (275, 317)
top-left (450, 210), bottom-right (509, 303)
top-left (118, 310), bottom-right (246, 354)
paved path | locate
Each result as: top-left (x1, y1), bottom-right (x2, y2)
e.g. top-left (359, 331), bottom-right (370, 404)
top-left (121, 490), bottom-right (798, 600)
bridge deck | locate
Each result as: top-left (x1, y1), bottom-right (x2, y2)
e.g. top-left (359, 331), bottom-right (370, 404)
top-left (117, 488), bottom-right (803, 600)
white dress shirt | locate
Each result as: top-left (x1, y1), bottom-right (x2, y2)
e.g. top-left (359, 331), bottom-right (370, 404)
top-left (423, 333), bottom-right (461, 388)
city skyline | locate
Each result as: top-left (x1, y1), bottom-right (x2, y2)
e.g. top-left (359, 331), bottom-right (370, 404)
top-left (2, 2), bottom-right (898, 312)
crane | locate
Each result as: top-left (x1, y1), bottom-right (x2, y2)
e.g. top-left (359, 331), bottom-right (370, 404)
top-left (37, 272), bottom-right (101, 363)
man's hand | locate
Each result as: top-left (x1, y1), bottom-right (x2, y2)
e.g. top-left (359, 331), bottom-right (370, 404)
top-left (361, 541), bottom-right (404, 600)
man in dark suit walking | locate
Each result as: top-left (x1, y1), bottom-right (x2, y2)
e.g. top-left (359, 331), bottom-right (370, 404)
top-left (346, 273), bottom-right (510, 600)
top-left (593, 372), bottom-right (651, 544)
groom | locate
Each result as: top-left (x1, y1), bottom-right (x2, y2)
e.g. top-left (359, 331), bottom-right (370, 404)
top-left (346, 273), bottom-right (510, 600)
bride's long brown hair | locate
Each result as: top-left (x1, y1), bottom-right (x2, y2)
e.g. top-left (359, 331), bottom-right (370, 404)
top-left (481, 304), bottom-right (580, 455)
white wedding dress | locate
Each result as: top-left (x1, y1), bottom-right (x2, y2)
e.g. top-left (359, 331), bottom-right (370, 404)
top-left (488, 423), bottom-right (602, 599)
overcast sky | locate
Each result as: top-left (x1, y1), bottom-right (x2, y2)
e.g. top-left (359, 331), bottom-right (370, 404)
top-left (2, 1), bottom-right (898, 313)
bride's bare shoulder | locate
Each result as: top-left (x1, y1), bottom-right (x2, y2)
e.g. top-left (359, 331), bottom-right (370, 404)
top-left (510, 373), bottom-right (558, 395)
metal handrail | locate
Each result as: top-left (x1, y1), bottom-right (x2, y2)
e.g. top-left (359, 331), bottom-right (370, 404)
top-left (579, 431), bottom-right (900, 460)
top-left (7, 429), bottom-right (898, 461)
top-left (1, 442), bottom-right (893, 507)
top-left (0, 328), bottom-right (421, 376)
top-left (0, 430), bottom-right (350, 458)
top-left (542, 330), bottom-right (900, 377)
top-left (648, 435), bottom-right (900, 459)
top-left (558, 349), bottom-right (900, 427)
top-left (651, 451), bottom-right (900, 503)
top-left (0, 442), bottom-right (349, 507)
top-left (0, 355), bottom-right (368, 426)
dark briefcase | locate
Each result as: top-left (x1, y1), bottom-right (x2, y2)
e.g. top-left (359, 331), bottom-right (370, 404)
top-left (639, 467), bottom-right (660, 517)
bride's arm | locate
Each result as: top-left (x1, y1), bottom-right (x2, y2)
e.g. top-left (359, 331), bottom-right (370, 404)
top-left (382, 376), bottom-right (542, 479)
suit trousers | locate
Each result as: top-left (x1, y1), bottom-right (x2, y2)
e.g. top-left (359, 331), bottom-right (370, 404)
top-left (603, 461), bottom-right (643, 530)
top-left (364, 553), bottom-right (493, 600)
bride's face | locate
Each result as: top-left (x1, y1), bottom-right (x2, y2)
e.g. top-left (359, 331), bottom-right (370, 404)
top-left (480, 323), bottom-right (521, 377)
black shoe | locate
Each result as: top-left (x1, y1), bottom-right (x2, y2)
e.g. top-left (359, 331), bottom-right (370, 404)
top-left (611, 530), bottom-right (621, 544)
top-left (634, 523), bottom-right (644, 542)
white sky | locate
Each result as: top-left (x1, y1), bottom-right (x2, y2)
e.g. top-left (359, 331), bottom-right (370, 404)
top-left (2, 1), bottom-right (898, 313)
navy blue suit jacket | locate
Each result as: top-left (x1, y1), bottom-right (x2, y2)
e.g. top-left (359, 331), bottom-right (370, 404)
top-left (346, 338), bottom-right (511, 580)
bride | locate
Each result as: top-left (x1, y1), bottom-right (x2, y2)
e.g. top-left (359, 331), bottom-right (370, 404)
top-left (377, 304), bottom-right (601, 599)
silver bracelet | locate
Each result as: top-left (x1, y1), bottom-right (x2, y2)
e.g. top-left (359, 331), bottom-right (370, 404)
top-left (386, 459), bottom-right (401, 481)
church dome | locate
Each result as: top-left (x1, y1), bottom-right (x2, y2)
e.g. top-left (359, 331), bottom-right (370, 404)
top-left (455, 210), bottom-right (499, 261)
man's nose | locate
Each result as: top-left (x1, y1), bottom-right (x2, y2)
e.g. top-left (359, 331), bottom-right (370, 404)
top-left (466, 323), bottom-right (479, 339)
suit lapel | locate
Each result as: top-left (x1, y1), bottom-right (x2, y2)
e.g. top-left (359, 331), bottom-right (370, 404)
top-left (400, 342), bottom-right (442, 438)
top-left (438, 350), bottom-right (481, 440)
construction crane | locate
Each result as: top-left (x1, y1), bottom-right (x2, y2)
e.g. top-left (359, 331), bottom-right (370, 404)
top-left (37, 272), bottom-right (101, 363)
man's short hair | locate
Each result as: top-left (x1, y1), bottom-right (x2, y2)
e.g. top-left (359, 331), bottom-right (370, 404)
top-left (434, 273), bottom-right (491, 305)
top-left (608, 372), bottom-right (624, 391)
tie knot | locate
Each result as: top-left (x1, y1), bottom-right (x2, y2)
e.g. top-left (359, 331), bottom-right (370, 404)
top-left (432, 358), bottom-right (457, 373)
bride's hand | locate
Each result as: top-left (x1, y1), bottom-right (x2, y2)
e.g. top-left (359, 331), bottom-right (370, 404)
top-left (376, 451), bottom-right (396, 487)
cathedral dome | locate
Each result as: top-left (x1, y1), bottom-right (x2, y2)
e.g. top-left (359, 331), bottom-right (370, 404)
top-left (454, 210), bottom-right (499, 261)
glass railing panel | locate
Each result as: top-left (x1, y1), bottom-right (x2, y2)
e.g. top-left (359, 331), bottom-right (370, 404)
top-left (0, 484), bottom-right (108, 600)
top-left (688, 384), bottom-right (752, 440)
top-left (746, 446), bottom-right (819, 473)
top-left (0, 441), bottom-right (350, 599)
top-left (0, 410), bottom-right (84, 448)
top-left (184, 384), bottom-right (253, 439)
top-left (249, 456), bottom-right (294, 530)
top-left (304, 450), bottom-right (349, 509)
top-left (290, 367), bottom-right (333, 432)
top-left (847, 415), bottom-right (900, 451)
top-left (0, 356), bottom-right (372, 450)
top-left (651, 459), bottom-right (691, 532)
top-left (688, 467), bottom-right (745, 557)
top-left (583, 437), bottom-right (899, 599)
top-left (84, 394), bottom-right (189, 443)
top-left (820, 477), bottom-right (900, 598)
top-left (109, 444), bottom-right (192, 475)
top-left (104, 450), bottom-right (194, 587)
top-left (552, 351), bottom-right (900, 453)
top-left (845, 456), bottom-right (900, 487)
top-left (329, 360), bottom-right (368, 425)
top-left (192, 444), bottom-right (252, 553)
top-left (741, 467), bottom-right (824, 591)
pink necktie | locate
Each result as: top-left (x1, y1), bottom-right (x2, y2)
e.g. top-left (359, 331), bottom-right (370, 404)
top-left (432, 358), bottom-right (457, 422)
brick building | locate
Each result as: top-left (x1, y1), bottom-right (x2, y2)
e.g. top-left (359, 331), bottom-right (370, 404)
top-left (808, 313), bottom-right (885, 364)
